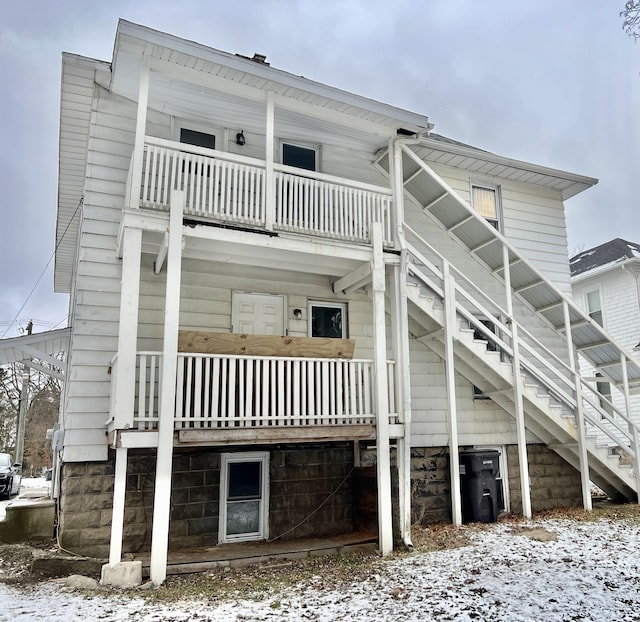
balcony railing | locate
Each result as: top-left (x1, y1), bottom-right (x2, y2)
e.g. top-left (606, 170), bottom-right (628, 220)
top-left (131, 352), bottom-right (397, 431)
top-left (135, 137), bottom-right (394, 246)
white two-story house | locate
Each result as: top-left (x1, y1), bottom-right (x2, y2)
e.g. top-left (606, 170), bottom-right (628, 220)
top-left (571, 239), bottom-right (640, 448)
top-left (51, 20), bottom-right (640, 584)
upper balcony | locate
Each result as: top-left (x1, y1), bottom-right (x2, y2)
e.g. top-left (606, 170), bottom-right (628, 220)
top-left (125, 137), bottom-right (395, 248)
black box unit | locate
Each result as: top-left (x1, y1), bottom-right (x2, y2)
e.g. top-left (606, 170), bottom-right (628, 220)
top-left (459, 450), bottom-right (500, 523)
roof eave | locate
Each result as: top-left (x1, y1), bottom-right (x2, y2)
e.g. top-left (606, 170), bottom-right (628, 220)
top-left (114, 19), bottom-right (431, 134)
top-left (418, 136), bottom-right (598, 199)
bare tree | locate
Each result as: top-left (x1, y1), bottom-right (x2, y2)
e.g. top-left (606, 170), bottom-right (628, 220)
top-left (0, 362), bottom-right (62, 473)
top-left (622, 1), bottom-right (640, 38)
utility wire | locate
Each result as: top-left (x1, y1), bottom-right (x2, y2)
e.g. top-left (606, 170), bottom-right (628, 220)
top-left (1, 197), bottom-right (84, 339)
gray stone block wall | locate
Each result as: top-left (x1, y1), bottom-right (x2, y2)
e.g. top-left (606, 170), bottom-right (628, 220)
top-left (58, 443), bottom-right (355, 557)
top-left (507, 443), bottom-right (582, 514)
top-left (410, 448), bottom-right (451, 525)
top-left (269, 443), bottom-right (354, 540)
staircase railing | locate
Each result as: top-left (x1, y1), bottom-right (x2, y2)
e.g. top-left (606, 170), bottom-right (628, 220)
top-left (404, 223), bottom-right (640, 470)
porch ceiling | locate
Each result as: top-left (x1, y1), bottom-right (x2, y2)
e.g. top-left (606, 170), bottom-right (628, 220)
top-left (137, 218), bottom-right (379, 279)
top-left (111, 20), bottom-right (431, 151)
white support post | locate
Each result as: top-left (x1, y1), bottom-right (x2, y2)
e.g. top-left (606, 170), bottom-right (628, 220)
top-left (442, 261), bottom-right (462, 526)
top-left (390, 259), bottom-right (413, 547)
top-left (264, 91), bottom-right (275, 230)
top-left (389, 137), bottom-right (412, 546)
top-left (390, 138), bottom-right (406, 249)
top-left (371, 223), bottom-right (393, 555)
top-left (128, 59), bottom-right (150, 210)
top-left (109, 447), bottom-right (128, 565)
top-left (620, 354), bottom-right (640, 503)
top-left (149, 190), bottom-right (184, 585)
top-left (503, 245), bottom-right (531, 519)
top-left (563, 301), bottom-right (592, 511)
top-left (112, 227), bottom-right (142, 430)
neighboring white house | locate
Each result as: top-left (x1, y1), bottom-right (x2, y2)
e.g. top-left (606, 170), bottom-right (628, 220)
top-left (47, 20), bottom-right (640, 584)
top-left (571, 239), bottom-right (640, 444)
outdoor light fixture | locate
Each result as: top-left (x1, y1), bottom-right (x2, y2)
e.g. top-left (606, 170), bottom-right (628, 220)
top-left (293, 309), bottom-right (303, 319)
top-left (236, 130), bottom-right (246, 146)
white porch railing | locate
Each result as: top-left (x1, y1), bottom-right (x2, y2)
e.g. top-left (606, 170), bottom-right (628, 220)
top-left (132, 352), bottom-right (396, 431)
top-left (135, 137), bottom-right (393, 246)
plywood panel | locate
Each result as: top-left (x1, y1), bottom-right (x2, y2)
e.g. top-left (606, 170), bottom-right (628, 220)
top-left (178, 331), bottom-right (355, 358)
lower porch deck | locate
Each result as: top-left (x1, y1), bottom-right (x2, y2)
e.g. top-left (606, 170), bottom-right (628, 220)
top-left (137, 530), bottom-right (378, 577)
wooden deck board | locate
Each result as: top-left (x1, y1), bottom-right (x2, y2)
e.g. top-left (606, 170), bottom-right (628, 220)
top-left (136, 531), bottom-right (378, 576)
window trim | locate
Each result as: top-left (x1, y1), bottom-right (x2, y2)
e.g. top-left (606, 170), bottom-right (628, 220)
top-left (219, 451), bottom-right (269, 544)
top-left (307, 300), bottom-right (347, 339)
top-left (470, 182), bottom-right (502, 232)
top-left (280, 139), bottom-right (320, 172)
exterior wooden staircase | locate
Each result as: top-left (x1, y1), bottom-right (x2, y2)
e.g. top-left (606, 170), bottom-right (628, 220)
top-left (375, 140), bottom-right (640, 503)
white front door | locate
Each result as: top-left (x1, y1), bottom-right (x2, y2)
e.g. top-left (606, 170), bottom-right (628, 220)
top-left (232, 292), bottom-right (285, 335)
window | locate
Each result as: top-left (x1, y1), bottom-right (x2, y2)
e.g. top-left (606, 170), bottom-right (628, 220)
top-left (180, 128), bottom-right (216, 150)
top-left (596, 373), bottom-right (614, 418)
top-left (219, 452), bottom-right (269, 543)
top-left (282, 142), bottom-right (317, 171)
top-left (471, 184), bottom-right (501, 230)
top-left (308, 301), bottom-right (346, 338)
top-left (585, 290), bottom-right (604, 326)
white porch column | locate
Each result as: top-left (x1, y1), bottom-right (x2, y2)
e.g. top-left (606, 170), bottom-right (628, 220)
top-left (107, 226), bottom-right (142, 566)
top-left (442, 261), bottom-right (462, 526)
top-left (372, 222), bottom-right (393, 555)
top-left (264, 91), bottom-right (275, 230)
top-left (112, 227), bottom-right (142, 430)
top-left (563, 301), bottom-right (591, 511)
top-left (149, 190), bottom-right (185, 585)
top-left (388, 137), bottom-right (412, 546)
top-left (128, 59), bottom-right (150, 209)
top-left (503, 245), bottom-right (531, 519)
top-left (390, 258), bottom-right (413, 546)
top-left (109, 447), bottom-right (128, 565)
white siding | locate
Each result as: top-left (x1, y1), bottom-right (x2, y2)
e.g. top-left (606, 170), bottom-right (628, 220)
top-left (429, 162), bottom-right (573, 294)
top-left (572, 265), bottom-right (640, 441)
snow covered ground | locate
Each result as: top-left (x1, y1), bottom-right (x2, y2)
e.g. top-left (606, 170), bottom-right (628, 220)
top-left (2, 512), bottom-right (640, 621)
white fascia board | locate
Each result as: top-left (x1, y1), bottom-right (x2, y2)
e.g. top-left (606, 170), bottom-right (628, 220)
top-left (114, 19), bottom-right (431, 132)
top-left (418, 137), bottom-right (599, 198)
top-left (571, 257), bottom-right (640, 284)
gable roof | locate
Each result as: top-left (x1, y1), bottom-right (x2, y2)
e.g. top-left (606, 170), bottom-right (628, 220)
top-left (570, 238), bottom-right (640, 278)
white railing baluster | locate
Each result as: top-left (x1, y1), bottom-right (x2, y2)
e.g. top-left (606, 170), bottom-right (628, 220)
top-left (175, 356), bottom-right (185, 427)
top-left (220, 358), bottom-right (228, 427)
top-left (148, 355), bottom-right (157, 429)
top-left (203, 357), bottom-right (211, 429)
top-left (211, 357), bottom-right (220, 427)
top-left (137, 354), bottom-right (147, 429)
top-left (193, 356), bottom-right (202, 428)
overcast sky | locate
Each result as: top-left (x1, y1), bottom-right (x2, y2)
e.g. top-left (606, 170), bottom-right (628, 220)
top-left (1, 0), bottom-right (638, 337)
